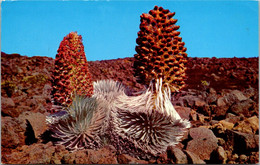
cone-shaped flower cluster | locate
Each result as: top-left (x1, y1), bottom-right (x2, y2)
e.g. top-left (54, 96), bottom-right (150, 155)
top-left (52, 32), bottom-right (93, 106)
top-left (134, 6), bottom-right (188, 92)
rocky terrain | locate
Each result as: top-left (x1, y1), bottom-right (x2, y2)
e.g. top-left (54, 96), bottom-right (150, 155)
top-left (1, 52), bottom-right (259, 164)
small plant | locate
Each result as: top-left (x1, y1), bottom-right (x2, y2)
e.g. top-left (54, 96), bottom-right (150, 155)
top-left (22, 74), bottom-right (49, 85)
top-left (1, 80), bottom-right (17, 97)
top-left (48, 95), bottom-right (109, 151)
top-left (52, 32), bottom-right (93, 106)
top-left (201, 80), bottom-right (210, 91)
top-left (134, 6), bottom-right (188, 92)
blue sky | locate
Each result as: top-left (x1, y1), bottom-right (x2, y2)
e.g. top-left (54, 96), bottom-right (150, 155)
top-left (1, 0), bottom-right (259, 61)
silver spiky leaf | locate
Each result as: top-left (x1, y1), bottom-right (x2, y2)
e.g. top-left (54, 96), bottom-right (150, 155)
top-left (92, 79), bottom-right (190, 159)
top-left (49, 95), bottom-right (109, 151)
top-left (47, 79), bottom-right (190, 158)
top-left (113, 109), bottom-right (190, 158)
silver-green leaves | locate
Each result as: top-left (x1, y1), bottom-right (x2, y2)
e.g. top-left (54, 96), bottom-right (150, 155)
top-left (48, 79), bottom-right (190, 158)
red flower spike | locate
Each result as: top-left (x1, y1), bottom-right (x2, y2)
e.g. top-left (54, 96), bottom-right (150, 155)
top-left (52, 32), bottom-right (93, 106)
top-left (134, 6), bottom-right (188, 93)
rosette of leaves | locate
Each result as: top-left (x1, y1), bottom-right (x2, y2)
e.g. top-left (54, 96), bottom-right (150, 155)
top-left (134, 6), bottom-right (188, 92)
top-left (48, 95), bottom-right (109, 151)
top-left (92, 79), bottom-right (190, 159)
top-left (52, 32), bottom-right (93, 106)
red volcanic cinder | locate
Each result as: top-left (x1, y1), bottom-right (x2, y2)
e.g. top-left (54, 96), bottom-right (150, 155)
top-left (134, 6), bottom-right (188, 92)
top-left (52, 32), bottom-right (93, 106)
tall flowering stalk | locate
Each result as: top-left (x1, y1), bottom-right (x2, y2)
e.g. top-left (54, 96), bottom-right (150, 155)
top-left (134, 6), bottom-right (188, 92)
top-left (52, 32), bottom-right (93, 106)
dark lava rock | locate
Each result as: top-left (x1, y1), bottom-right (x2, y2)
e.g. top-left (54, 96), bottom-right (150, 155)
top-left (184, 150), bottom-right (206, 164)
top-left (229, 99), bottom-right (254, 117)
top-left (233, 115), bottom-right (259, 134)
top-left (187, 127), bottom-right (218, 160)
top-left (217, 90), bottom-right (248, 107)
top-left (224, 129), bottom-right (259, 154)
top-left (1, 116), bottom-right (26, 149)
top-left (210, 146), bottom-right (227, 164)
top-left (18, 111), bottom-right (48, 139)
top-left (50, 144), bottom-right (70, 164)
top-left (167, 146), bottom-right (188, 164)
top-left (85, 146), bottom-right (118, 164)
top-left (175, 106), bottom-right (191, 120)
top-left (213, 105), bottom-right (229, 119)
top-left (1, 97), bottom-right (20, 117)
top-left (156, 152), bottom-right (169, 164)
top-left (117, 154), bottom-right (148, 164)
top-left (2, 142), bottom-right (55, 164)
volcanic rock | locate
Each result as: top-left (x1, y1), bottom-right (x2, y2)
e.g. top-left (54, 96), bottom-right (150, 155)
top-left (224, 129), bottom-right (259, 154)
top-left (184, 150), bottom-right (206, 164)
top-left (50, 145), bottom-right (70, 164)
top-left (18, 111), bottom-right (48, 139)
top-left (233, 115), bottom-right (259, 134)
top-left (213, 105), bottom-right (229, 118)
top-left (224, 113), bottom-right (242, 124)
top-left (167, 146), bottom-right (188, 164)
top-left (175, 106), bottom-right (191, 120)
top-left (187, 127), bottom-right (218, 160)
top-left (217, 90), bottom-right (248, 108)
top-left (210, 146), bottom-right (227, 164)
top-left (117, 154), bottom-right (148, 164)
top-left (86, 146), bottom-right (118, 164)
top-left (219, 120), bottom-right (234, 130)
top-left (2, 142), bottom-right (55, 164)
top-left (229, 99), bottom-right (254, 117)
top-left (1, 96), bottom-right (22, 117)
top-left (1, 116), bottom-right (26, 149)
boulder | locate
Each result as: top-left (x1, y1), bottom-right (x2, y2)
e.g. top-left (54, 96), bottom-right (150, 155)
top-left (187, 127), bottom-right (218, 160)
top-left (213, 105), bottom-right (229, 118)
top-left (195, 98), bottom-right (207, 108)
top-left (1, 97), bottom-right (20, 117)
top-left (217, 90), bottom-right (248, 108)
top-left (210, 146), bottom-right (227, 164)
top-left (2, 142), bottom-right (55, 164)
top-left (243, 87), bottom-right (257, 99)
top-left (18, 111), bottom-right (48, 138)
top-left (190, 109), bottom-right (197, 121)
top-left (233, 116), bottom-right (259, 134)
top-left (62, 150), bottom-right (87, 164)
top-left (156, 152), bottom-right (169, 164)
top-left (87, 146), bottom-right (118, 164)
top-left (175, 106), bottom-right (191, 120)
top-left (184, 150), bottom-right (206, 164)
top-left (229, 99), bottom-right (254, 117)
top-left (50, 145), bottom-right (70, 164)
top-left (1, 97), bottom-right (15, 107)
top-left (62, 145), bottom-right (119, 164)
top-left (117, 154), bottom-right (148, 164)
top-left (167, 146), bottom-right (188, 164)
top-left (1, 116), bottom-right (26, 149)
top-left (225, 113), bottom-right (241, 124)
top-left (224, 129), bottom-right (259, 153)
top-left (219, 120), bottom-right (234, 130)
top-left (230, 90), bottom-right (248, 102)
